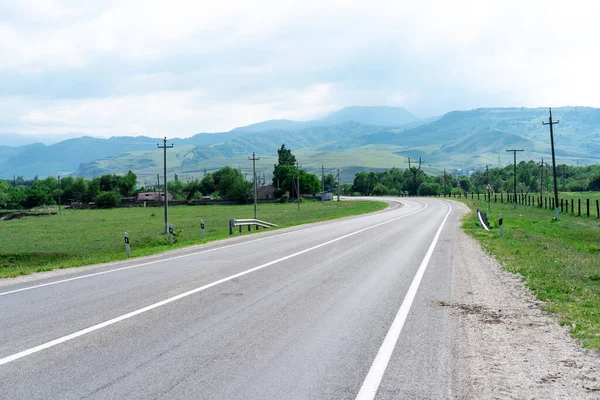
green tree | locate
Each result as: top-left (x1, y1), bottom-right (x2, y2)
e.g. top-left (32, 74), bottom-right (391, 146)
top-left (299, 171), bottom-right (321, 195)
top-left (200, 173), bottom-right (216, 195)
top-left (213, 166), bottom-right (251, 202)
top-left (323, 173), bottom-right (337, 192)
top-left (119, 171), bottom-right (137, 197)
top-left (272, 145), bottom-right (298, 195)
top-left (589, 174), bottom-right (600, 191)
top-left (95, 191), bottom-right (121, 208)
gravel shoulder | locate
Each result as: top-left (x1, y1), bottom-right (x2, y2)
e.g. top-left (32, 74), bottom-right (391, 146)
top-left (449, 202), bottom-right (600, 399)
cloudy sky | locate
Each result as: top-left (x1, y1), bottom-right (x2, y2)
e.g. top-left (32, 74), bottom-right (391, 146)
top-left (1, 0), bottom-right (599, 139)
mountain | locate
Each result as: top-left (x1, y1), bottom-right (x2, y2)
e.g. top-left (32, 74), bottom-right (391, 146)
top-left (0, 106), bottom-right (417, 178)
top-left (230, 106), bottom-right (418, 133)
top-left (2, 106), bottom-right (599, 181)
top-left (317, 106), bottom-right (418, 126)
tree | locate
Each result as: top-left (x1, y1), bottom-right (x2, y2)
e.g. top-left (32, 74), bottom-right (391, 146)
top-left (71, 177), bottom-right (88, 202)
top-left (95, 191), bottom-right (121, 208)
top-left (299, 171), bottom-right (321, 195)
top-left (200, 173), bottom-right (215, 195)
top-left (352, 172), bottom-right (370, 195)
top-left (119, 171), bottom-right (137, 197)
top-left (323, 173), bottom-right (336, 192)
top-left (277, 144), bottom-right (296, 166)
top-left (588, 174), bottom-right (600, 191)
top-left (372, 183), bottom-right (389, 196)
top-left (272, 145), bottom-right (298, 195)
top-left (418, 182), bottom-right (441, 196)
top-left (213, 166), bottom-right (251, 202)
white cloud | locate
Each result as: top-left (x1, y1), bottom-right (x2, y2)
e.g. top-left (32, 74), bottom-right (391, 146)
top-left (0, 0), bottom-right (599, 136)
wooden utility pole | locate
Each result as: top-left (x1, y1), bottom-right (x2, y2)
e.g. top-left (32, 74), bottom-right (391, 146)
top-left (249, 152), bottom-right (260, 219)
top-left (296, 161), bottom-right (301, 211)
top-left (336, 168), bottom-right (341, 201)
top-left (506, 149), bottom-right (524, 208)
top-left (321, 165), bottom-right (325, 206)
top-left (443, 168), bottom-right (447, 197)
top-left (540, 158), bottom-right (544, 207)
top-left (157, 137), bottom-right (174, 234)
top-left (57, 175), bottom-right (61, 213)
top-left (542, 108), bottom-right (560, 220)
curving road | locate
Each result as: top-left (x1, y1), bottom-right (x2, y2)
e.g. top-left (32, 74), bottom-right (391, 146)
top-left (0, 198), bottom-right (463, 399)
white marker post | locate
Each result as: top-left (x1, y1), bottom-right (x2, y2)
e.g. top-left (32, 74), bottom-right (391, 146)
top-left (169, 224), bottom-right (174, 245)
top-left (200, 219), bottom-right (205, 240)
top-left (124, 232), bottom-right (131, 256)
top-left (499, 214), bottom-right (504, 237)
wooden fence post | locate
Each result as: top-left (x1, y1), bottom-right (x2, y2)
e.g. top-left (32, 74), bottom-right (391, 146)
top-left (578, 199), bottom-right (581, 216)
top-left (587, 199), bottom-right (590, 217)
top-left (571, 199), bottom-right (574, 214)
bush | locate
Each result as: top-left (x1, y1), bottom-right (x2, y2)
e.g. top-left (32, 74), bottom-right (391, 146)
top-left (95, 191), bottom-right (121, 208)
top-left (418, 182), bottom-right (441, 196)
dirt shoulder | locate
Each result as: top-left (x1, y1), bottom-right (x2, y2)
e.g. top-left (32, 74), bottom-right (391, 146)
top-left (450, 202), bottom-right (600, 399)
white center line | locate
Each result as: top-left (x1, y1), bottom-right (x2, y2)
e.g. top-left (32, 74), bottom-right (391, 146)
top-left (0, 202), bottom-right (429, 366)
top-left (355, 201), bottom-right (452, 400)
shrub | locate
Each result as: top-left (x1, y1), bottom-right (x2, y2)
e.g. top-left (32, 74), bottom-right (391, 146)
top-left (95, 191), bottom-right (121, 208)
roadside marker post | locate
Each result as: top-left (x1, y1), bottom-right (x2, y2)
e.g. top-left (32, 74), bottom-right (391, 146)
top-left (200, 220), bottom-right (205, 240)
top-left (499, 214), bottom-right (504, 237)
top-left (124, 232), bottom-right (131, 256)
top-left (169, 224), bottom-right (174, 245)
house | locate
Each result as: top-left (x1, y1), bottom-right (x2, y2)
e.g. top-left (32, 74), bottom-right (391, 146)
top-left (257, 185), bottom-right (276, 200)
top-left (137, 192), bottom-right (174, 202)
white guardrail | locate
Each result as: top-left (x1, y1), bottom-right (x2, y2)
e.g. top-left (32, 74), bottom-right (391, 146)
top-left (229, 218), bottom-right (278, 234)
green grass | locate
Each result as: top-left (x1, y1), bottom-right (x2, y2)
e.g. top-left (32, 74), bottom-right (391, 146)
top-left (0, 200), bottom-right (386, 279)
top-left (460, 198), bottom-right (600, 350)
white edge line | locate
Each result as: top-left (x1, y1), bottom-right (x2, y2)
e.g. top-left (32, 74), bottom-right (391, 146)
top-left (0, 200), bottom-right (409, 297)
top-left (355, 201), bottom-right (452, 400)
top-left (0, 201), bottom-right (430, 366)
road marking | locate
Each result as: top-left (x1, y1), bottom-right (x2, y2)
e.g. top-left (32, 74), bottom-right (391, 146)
top-left (0, 200), bottom-right (415, 297)
top-left (355, 201), bottom-right (452, 400)
top-left (0, 201), bottom-right (429, 366)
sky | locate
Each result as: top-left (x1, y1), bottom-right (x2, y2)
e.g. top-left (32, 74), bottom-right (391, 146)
top-left (1, 0), bottom-right (599, 139)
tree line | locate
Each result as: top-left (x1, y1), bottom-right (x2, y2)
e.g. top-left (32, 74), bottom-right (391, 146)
top-left (347, 161), bottom-right (600, 196)
top-left (2, 150), bottom-right (598, 209)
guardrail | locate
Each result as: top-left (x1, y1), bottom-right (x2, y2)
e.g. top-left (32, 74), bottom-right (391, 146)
top-left (229, 218), bottom-right (278, 235)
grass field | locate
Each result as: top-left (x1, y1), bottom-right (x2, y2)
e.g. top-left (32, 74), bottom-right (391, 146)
top-left (460, 198), bottom-right (600, 350)
top-left (0, 200), bottom-right (387, 278)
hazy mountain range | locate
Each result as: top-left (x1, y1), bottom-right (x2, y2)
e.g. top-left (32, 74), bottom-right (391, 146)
top-left (0, 106), bottom-right (598, 184)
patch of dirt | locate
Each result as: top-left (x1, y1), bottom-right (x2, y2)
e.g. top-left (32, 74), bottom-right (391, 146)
top-left (449, 201), bottom-right (600, 399)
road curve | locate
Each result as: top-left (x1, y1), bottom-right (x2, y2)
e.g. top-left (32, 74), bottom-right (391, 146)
top-left (0, 197), bottom-right (462, 399)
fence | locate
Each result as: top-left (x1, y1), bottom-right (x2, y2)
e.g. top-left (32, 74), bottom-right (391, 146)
top-left (442, 191), bottom-right (600, 219)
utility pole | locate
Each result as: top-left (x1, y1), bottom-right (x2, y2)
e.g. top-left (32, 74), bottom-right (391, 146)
top-left (542, 108), bottom-right (560, 220)
top-left (249, 152), bottom-right (260, 219)
top-left (506, 149), bottom-right (524, 209)
top-left (156, 174), bottom-right (160, 191)
top-left (321, 165), bottom-right (325, 206)
top-left (486, 164), bottom-right (490, 212)
top-left (405, 157), bottom-right (423, 193)
top-left (336, 168), bottom-right (341, 201)
top-left (443, 168), bottom-right (447, 197)
top-left (157, 137), bottom-right (174, 234)
top-left (296, 161), bottom-right (301, 211)
top-left (540, 158), bottom-right (544, 206)
top-left (58, 175), bottom-right (61, 213)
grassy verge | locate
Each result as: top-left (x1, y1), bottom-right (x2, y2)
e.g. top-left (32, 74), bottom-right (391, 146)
top-left (0, 200), bottom-right (386, 278)
top-left (460, 198), bottom-right (600, 350)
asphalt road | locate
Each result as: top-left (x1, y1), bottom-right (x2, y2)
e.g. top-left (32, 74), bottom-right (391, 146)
top-left (0, 197), bottom-right (461, 399)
